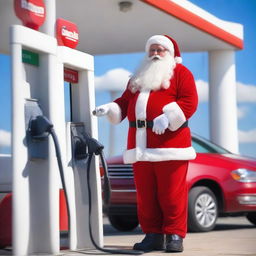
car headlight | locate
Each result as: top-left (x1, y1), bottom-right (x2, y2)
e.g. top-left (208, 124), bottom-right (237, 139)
top-left (231, 169), bottom-right (256, 182)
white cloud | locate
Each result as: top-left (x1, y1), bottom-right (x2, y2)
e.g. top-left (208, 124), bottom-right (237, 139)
top-left (195, 79), bottom-right (208, 102)
top-left (95, 68), bottom-right (132, 91)
top-left (237, 82), bottom-right (256, 102)
top-left (238, 129), bottom-right (256, 143)
top-left (237, 106), bottom-right (248, 119)
top-left (0, 130), bottom-right (11, 147)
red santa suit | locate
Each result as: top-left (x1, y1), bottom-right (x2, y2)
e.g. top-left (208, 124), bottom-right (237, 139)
top-left (114, 63), bottom-right (197, 163)
top-left (103, 35), bottom-right (198, 238)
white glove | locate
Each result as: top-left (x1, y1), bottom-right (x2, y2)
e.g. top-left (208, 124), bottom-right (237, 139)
top-left (92, 104), bottom-right (110, 117)
top-left (152, 114), bottom-right (169, 135)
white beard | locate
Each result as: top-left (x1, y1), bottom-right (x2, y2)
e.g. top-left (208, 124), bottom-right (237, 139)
top-left (129, 51), bottom-right (176, 93)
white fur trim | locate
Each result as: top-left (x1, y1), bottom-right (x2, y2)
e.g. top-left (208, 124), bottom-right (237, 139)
top-left (135, 91), bottom-right (150, 151)
top-left (163, 102), bottom-right (186, 131)
top-left (107, 102), bottom-right (122, 124)
top-left (123, 146), bottom-right (196, 164)
top-left (135, 91), bottom-right (150, 119)
top-left (145, 35), bottom-right (174, 54)
top-left (136, 128), bottom-right (147, 151)
top-left (175, 56), bottom-right (182, 63)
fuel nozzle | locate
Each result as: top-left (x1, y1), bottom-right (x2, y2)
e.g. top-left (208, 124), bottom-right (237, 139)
top-left (29, 115), bottom-right (53, 140)
top-left (86, 137), bottom-right (104, 155)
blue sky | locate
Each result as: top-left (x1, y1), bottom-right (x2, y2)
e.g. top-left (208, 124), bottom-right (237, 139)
top-left (0, 0), bottom-right (256, 158)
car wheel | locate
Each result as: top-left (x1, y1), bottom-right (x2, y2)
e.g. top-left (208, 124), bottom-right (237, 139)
top-left (246, 212), bottom-right (256, 225)
top-left (108, 214), bottom-right (139, 231)
top-left (188, 186), bottom-right (218, 232)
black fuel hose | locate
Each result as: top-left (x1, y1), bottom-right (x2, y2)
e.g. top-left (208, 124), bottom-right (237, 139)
top-left (86, 154), bottom-right (142, 255)
top-left (50, 128), bottom-right (71, 234)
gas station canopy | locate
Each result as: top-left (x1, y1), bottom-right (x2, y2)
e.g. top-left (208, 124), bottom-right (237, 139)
top-left (0, 0), bottom-right (243, 55)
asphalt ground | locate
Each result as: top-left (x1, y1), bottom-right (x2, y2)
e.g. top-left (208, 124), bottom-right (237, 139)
top-left (1, 216), bottom-right (255, 256)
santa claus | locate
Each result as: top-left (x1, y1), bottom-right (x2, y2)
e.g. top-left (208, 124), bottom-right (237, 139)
top-left (93, 35), bottom-right (198, 253)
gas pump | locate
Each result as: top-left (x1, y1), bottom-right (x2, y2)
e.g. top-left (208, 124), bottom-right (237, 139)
top-left (59, 45), bottom-right (104, 250)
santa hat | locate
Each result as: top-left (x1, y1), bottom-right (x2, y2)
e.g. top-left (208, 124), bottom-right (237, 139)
top-left (145, 35), bottom-right (182, 63)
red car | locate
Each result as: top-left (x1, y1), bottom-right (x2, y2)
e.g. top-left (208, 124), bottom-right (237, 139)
top-left (105, 134), bottom-right (256, 232)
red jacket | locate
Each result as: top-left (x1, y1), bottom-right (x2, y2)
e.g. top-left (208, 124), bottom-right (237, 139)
top-left (110, 64), bottom-right (198, 164)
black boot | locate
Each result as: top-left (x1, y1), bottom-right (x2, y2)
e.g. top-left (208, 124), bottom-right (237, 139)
top-left (166, 234), bottom-right (183, 252)
top-left (133, 233), bottom-right (164, 252)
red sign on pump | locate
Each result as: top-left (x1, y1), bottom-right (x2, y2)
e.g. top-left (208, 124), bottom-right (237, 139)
top-left (64, 68), bottom-right (79, 83)
top-left (14, 0), bottom-right (46, 30)
top-left (56, 18), bottom-right (79, 49)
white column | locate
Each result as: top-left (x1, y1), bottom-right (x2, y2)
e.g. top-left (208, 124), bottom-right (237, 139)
top-left (71, 69), bottom-right (104, 249)
top-left (209, 50), bottom-right (239, 153)
top-left (11, 42), bottom-right (30, 256)
top-left (35, 53), bottom-right (61, 254)
top-left (40, 1), bottom-right (60, 253)
top-left (41, 0), bottom-right (56, 36)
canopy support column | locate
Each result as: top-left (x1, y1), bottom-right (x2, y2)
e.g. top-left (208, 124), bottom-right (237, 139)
top-left (209, 50), bottom-right (239, 153)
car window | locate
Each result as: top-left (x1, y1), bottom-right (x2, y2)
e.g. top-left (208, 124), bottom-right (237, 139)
top-left (192, 136), bottom-right (230, 154)
top-left (192, 139), bottom-right (212, 153)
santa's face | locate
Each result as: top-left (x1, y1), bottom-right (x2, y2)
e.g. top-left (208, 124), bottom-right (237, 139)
top-left (148, 44), bottom-right (167, 59)
top-left (129, 44), bottom-right (176, 93)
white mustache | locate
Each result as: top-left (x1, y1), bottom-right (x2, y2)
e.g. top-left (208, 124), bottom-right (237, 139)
top-left (149, 55), bottom-right (163, 61)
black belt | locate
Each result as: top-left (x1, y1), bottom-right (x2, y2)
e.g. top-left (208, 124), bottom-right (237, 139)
top-left (129, 120), bottom-right (153, 129)
top-left (129, 120), bottom-right (188, 129)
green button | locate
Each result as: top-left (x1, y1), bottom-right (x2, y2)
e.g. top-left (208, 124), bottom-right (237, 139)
top-left (22, 49), bottom-right (39, 66)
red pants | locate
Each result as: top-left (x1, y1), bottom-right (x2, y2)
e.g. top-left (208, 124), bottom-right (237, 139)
top-left (133, 160), bottom-right (188, 238)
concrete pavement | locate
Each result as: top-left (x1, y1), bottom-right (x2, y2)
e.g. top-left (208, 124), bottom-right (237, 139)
top-left (101, 216), bottom-right (256, 256)
top-left (1, 216), bottom-right (256, 255)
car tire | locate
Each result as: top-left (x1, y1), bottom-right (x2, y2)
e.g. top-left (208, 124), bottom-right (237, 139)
top-left (108, 214), bottom-right (139, 231)
top-left (246, 212), bottom-right (256, 225)
top-left (188, 186), bottom-right (218, 232)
